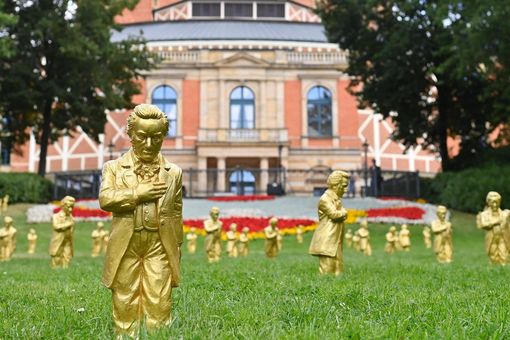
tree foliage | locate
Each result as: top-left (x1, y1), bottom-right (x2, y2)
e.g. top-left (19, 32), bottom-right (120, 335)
top-left (0, 0), bottom-right (153, 176)
top-left (318, 0), bottom-right (510, 171)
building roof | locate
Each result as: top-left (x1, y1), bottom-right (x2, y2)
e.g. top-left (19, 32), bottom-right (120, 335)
top-left (112, 20), bottom-right (328, 43)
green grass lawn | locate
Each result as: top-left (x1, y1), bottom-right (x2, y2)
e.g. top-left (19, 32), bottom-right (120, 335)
top-left (0, 204), bottom-right (509, 339)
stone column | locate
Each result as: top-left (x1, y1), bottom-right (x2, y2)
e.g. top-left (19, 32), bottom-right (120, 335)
top-left (217, 157), bottom-right (226, 192)
top-left (260, 157), bottom-right (269, 194)
top-left (198, 157), bottom-right (207, 196)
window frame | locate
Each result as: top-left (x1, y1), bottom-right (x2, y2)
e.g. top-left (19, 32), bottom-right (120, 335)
top-left (151, 85), bottom-right (178, 138)
top-left (229, 86), bottom-right (256, 130)
top-left (307, 86), bottom-right (333, 137)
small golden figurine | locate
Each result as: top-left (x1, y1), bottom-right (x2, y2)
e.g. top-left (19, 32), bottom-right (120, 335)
top-left (296, 225), bottom-right (304, 244)
top-left (0, 216), bottom-right (16, 261)
top-left (238, 227), bottom-right (250, 256)
top-left (431, 205), bottom-right (453, 263)
top-left (1, 194), bottom-right (8, 212)
top-left (477, 191), bottom-right (510, 265)
top-left (264, 217), bottom-right (280, 258)
top-left (226, 223), bottom-right (239, 258)
top-left (309, 170), bottom-right (350, 275)
top-left (101, 228), bottom-right (110, 254)
top-left (277, 229), bottom-right (283, 251)
top-left (423, 226), bottom-right (432, 249)
top-left (91, 222), bottom-right (107, 257)
top-left (385, 226), bottom-right (398, 254)
top-left (204, 206), bottom-right (222, 263)
top-left (99, 104), bottom-right (183, 335)
top-left (399, 224), bottom-right (411, 252)
top-left (352, 230), bottom-right (361, 252)
top-left (27, 228), bottom-right (38, 254)
top-left (358, 220), bottom-right (372, 256)
top-left (186, 227), bottom-right (198, 254)
top-left (344, 229), bottom-right (353, 248)
top-left (49, 196), bottom-right (75, 268)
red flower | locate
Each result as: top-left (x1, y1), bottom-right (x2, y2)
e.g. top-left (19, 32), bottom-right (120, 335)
top-left (183, 216), bottom-right (315, 232)
top-left (207, 195), bottom-right (275, 202)
top-left (53, 206), bottom-right (111, 218)
top-left (366, 207), bottom-right (425, 220)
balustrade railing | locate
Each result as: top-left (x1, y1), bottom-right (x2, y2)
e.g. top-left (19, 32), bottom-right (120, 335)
top-left (198, 128), bottom-right (288, 143)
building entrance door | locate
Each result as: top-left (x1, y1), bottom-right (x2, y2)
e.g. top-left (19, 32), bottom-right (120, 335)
top-left (229, 169), bottom-right (255, 195)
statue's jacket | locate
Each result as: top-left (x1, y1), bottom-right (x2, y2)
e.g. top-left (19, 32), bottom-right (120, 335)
top-left (99, 150), bottom-right (183, 288)
top-left (309, 189), bottom-right (345, 257)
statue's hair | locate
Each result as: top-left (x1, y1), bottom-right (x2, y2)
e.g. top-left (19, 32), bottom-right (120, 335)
top-left (4, 216), bottom-right (13, 224)
top-left (61, 196), bottom-right (76, 205)
top-left (97, 222), bottom-right (104, 227)
top-left (269, 217), bottom-right (278, 224)
top-left (327, 170), bottom-right (350, 188)
top-left (126, 104), bottom-right (169, 137)
top-left (230, 223), bottom-right (237, 230)
top-left (210, 206), bottom-right (220, 214)
top-left (486, 191), bottom-right (501, 204)
top-left (437, 205), bottom-right (447, 213)
top-left (242, 227), bottom-right (249, 233)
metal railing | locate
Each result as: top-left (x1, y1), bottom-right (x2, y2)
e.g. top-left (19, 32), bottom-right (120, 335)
top-left (50, 168), bottom-right (420, 200)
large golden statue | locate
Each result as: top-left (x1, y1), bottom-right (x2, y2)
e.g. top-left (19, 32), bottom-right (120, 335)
top-left (98, 104), bottom-right (183, 336)
top-left (358, 220), bottom-right (372, 256)
top-left (204, 206), bottom-right (222, 263)
top-left (264, 217), bottom-right (280, 258)
top-left (238, 227), bottom-right (250, 256)
top-left (344, 229), bottom-right (353, 248)
top-left (91, 222), bottom-right (107, 257)
top-left (49, 196), bottom-right (75, 268)
top-left (309, 170), bottom-right (350, 275)
top-left (385, 226), bottom-right (398, 254)
top-left (0, 216), bottom-right (16, 261)
top-left (296, 225), bottom-right (304, 244)
top-left (27, 228), bottom-right (38, 254)
top-left (399, 224), bottom-right (411, 252)
top-left (226, 223), bottom-right (239, 258)
top-left (423, 226), bottom-right (432, 249)
top-left (431, 205), bottom-right (453, 263)
top-left (186, 227), bottom-right (198, 254)
top-left (477, 192), bottom-right (510, 265)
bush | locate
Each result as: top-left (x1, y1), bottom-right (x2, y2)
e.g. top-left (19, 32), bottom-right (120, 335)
top-left (421, 164), bottom-right (510, 213)
top-left (0, 173), bottom-right (53, 204)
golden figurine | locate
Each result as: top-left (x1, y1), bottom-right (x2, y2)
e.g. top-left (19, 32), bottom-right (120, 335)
top-left (91, 222), bottom-right (107, 257)
top-left (423, 226), bottom-right (432, 249)
top-left (1, 194), bottom-right (8, 212)
top-left (385, 226), bottom-right (398, 254)
top-left (226, 223), bottom-right (239, 258)
top-left (277, 229), bottom-right (283, 251)
top-left (477, 192), bottom-right (510, 265)
top-left (264, 217), bottom-right (280, 258)
top-left (431, 205), bottom-right (453, 263)
top-left (101, 228), bottom-right (110, 254)
top-left (0, 216), bottom-right (17, 261)
top-left (296, 225), bottom-right (304, 244)
top-left (49, 196), bottom-right (75, 268)
top-left (238, 227), bottom-right (250, 256)
top-left (204, 207), bottom-right (222, 263)
top-left (27, 228), bottom-right (38, 254)
top-left (186, 227), bottom-right (198, 254)
top-left (352, 230), bottom-right (361, 252)
top-left (358, 220), bottom-right (372, 256)
top-left (344, 229), bottom-right (353, 248)
top-left (98, 104), bottom-right (183, 335)
top-left (399, 224), bottom-right (411, 252)
top-left (309, 170), bottom-right (350, 275)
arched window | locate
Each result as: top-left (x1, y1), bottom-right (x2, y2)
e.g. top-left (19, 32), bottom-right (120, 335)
top-left (152, 85), bottom-right (177, 137)
top-left (230, 86), bottom-right (255, 129)
top-left (229, 169), bottom-right (255, 195)
top-left (307, 86), bottom-right (332, 137)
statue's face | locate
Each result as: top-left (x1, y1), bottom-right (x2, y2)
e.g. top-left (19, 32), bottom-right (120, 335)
top-left (62, 201), bottom-right (74, 216)
top-left (488, 197), bottom-right (500, 211)
top-left (210, 211), bottom-right (219, 220)
top-left (334, 178), bottom-right (348, 197)
top-left (270, 220), bottom-right (277, 228)
top-left (437, 210), bottom-right (446, 221)
top-left (130, 118), bottom-right (165, 162)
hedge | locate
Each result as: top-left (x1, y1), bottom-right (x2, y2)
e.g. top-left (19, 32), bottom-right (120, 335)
top-left (421, 164), bottom-right (510, 213)
top-left (0, 172), bottom-right (53, 204)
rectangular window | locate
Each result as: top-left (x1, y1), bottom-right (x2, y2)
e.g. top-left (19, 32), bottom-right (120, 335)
top-left (192, 3), bottom-right (221, 17)
top-left (257, 3), bottom-right (285, 18)
top-left (225, 3), bottom-right (253, 17)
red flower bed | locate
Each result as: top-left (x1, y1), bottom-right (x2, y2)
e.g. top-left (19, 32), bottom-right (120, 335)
top-left (53, 206), bottom-right (111, 218)
top-left (207, 195), bottom-right (275, 202)
top-left (183, 216), bottom-right (315, 232)
top-left (366, 207), bottom-right (425, 220)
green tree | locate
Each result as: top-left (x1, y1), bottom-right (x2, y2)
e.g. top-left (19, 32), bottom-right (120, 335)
top-left (318, 1), bottom-right (509, 171)
top-left (0, 0), bottom-right (152, 176)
